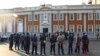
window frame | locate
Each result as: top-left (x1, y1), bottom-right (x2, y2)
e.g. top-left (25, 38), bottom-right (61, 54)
top-left (28, 25), bottom-right (33, 32)
top-left (53, 25), bottom-right (58, 32)
top-left (96, 25), bottom-right (100, 32)
top-left (28, 14), bottom-right (33, 21)
top-left (88, 13), bottom-right (93, 20)
top-left (69, 13), bottom-right (74, 21)
top-left (59, 25), bottom-right (64, 32)
top-left (69, 25), bottom-right (74, 32)
top-left (77, 13), bottom-right (82, 20)
top-left (77, 25), bottom-right (82, 32)
top-left (53, 14), bottom-right (58, 20)
top-left (59, 14), bottom-right (64, 20)
top-left (96, 13), bottom-right (100, 20)
top-left (88, 25), bottom-right (93, 32)
top-left (34, 14), bottom-right (38, 21)
top-left (33, 25), bottom-right (38, 33)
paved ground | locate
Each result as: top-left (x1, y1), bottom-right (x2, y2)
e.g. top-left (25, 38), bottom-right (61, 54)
top-left (0, 40), bottom-right (100, 56)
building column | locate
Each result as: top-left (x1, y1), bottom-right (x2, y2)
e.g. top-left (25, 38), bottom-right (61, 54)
top-left (49, 13), bottom-right (52, 33)
top-left (39, 14), bottom-right (42, 33)
top-left (3, 16), bottom-right (6, 34)
top-left (66, 14), bottom-right (68, 32)
top-left (84, 13), bottom-right (86, 32)
top-left (32, 13), bottom-right (34, 33)
top-left (13, 17), bottom-right (16, 33)
top-left (24, 15), bottom-right (27, 32)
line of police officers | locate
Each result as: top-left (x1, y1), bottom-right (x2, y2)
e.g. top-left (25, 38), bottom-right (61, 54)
top-left (9, 32), bottom-right (89, 55)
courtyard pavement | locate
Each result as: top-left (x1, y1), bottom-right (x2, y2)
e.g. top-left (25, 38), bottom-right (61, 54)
top-left (0, 40), bottom-right (100, 56)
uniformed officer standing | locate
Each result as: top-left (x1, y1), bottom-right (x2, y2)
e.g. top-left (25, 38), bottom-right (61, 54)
top-left (40, 33), bottom-right (46, 55)
top-left (9, 34), bottom-right (14, 50)
top-left (14, 33), bottom-right (20, 50)
top-left (20, 33), bottom-right (25, 50)
top-left (50, 34), bottom-right (57, 55)
top-left (24, 33), bottom-right (30, 54)
top-left (57, 33), bottom-right (65, 55)
top-left (68, 33), bottom-right (74, 55)
top-left (31, 34), bottom-right (38, 55)
top-left (82, 33), bottom-right (89, 54)
top-left (64, 32), bottom-right (68, 40)
top-left (75, 33), bottom-right (81, 54)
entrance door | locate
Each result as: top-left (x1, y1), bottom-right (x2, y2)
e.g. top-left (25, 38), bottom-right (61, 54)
top-left (17, 21), bottom-right (23, 32)
top-left (43, 28), bottom-right (48, 33)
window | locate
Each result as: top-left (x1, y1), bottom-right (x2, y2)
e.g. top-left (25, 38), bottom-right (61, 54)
top-left (88, 13), bottom-right (93, 20)
top-left (34, 14), bottom-right (38, 21)
top-left (88, 25), bottom-right (93, 32)
top-left (28, 14), bottom-right (32, 21)
top-left (59, 14), bottom-right (64, 20)
top-left (59, 25), bottom-right (64, 32)
top-left (69, 13), bottom-right (74, 20)
top-left (53, 25), bottom-right (58, 32)
top-left (33, 25), bottom-right (38, 32)
top-left (69, 25), bottom-right (74, 32)
top-left (28, 25), bottom-right (33, 32)
top-left (43, 13), bottom-right (49, 24)
top-left (77, 25), bottom-right (82, 32)
top-left (53, 14), bottom-right (57, 20)
top-left (96, 13), bottom-right (100, 20)
top-left (96, 25), bottom-right (100, 32)
top-left (77, 13), bottom-right (82, 20)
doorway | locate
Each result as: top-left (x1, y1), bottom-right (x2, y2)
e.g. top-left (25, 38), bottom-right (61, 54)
top-left (43, 28), bottom-right (48, 33)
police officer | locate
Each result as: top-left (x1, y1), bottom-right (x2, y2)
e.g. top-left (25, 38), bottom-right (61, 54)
top-left (57, 33), bottom-right (65, 55)
top-left (68, 33), bottom-right (74, 55)
top-left (31, 34), bottom-right (38, 55)
top-left (82, 33), bottom-right (89, 54)
top-left (20, 33), bottom-right (25, 50)
top-left (40, 33), bottom-right (46, 55)
top-left (24, 33), bottom-right (30, 54)
top-left (9, 34), bottom-right (14, 50)
top-left (64, 32), bottom-right (68, 40)
top-left (14, 33), bottom-right (20, 50)
top-left (75, 33), bottom-right (81, 54)
top-left (50, 34), bottom-right (57, 55)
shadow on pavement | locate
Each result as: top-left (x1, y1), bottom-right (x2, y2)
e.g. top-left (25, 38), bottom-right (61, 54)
top-left (13, 50), bottom-right (28, 56)
top-left (12, 50), bottom-right (93, 56)
top-left (0, 42), bottom-right (8, 45)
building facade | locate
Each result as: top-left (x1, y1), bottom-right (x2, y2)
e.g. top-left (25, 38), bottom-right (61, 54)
top-left (0, 4), bottom-right (100, 36)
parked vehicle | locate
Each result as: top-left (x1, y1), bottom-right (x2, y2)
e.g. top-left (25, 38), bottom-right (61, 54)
top-left (0, 35), bottom-right (9, 42)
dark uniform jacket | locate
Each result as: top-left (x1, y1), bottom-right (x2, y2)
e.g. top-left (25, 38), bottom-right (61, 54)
top-left (50, 35), bottom-right (57, 43)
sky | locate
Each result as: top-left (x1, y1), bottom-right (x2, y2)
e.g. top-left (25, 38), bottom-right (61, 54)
top-left (0, 0), bottom-right (89, 9)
